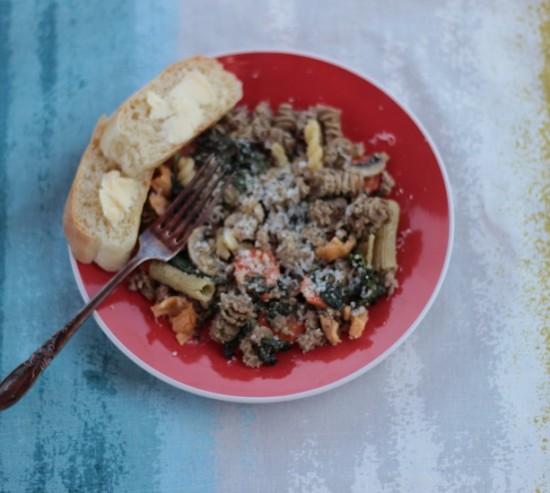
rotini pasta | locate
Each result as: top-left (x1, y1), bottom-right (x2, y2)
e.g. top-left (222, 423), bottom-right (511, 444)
top-left (132, 101), bottom-right (401, 368)
top-left (316, 104), bottom-right (343, 142)
top-left (270, 142), bottom-right (289, 167)
top-left (304, 119), bottom-right (323, 169)
top-left (177, 156), bottom-right (196, 185)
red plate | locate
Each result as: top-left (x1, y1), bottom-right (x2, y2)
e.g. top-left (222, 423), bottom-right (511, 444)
top-left (71, 51), bottom-right (453, 403)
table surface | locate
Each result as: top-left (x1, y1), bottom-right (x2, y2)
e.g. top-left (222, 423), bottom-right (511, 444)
top-left (0, 1), bottom-right (548, 492)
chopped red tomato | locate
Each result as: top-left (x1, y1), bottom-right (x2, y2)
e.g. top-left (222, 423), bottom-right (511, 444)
top-left (234, 248), bottom-right (280, 287)
top-left (363, 175), bottom-right (381, 194)
top-left (300, 275), bottom-right (328, 309)
top-left (257, 311), bottom-right (305, 342)
top-left (257, 311), bottom-right (269, 327)
top-left (278, 316), bottom-right (306, 342)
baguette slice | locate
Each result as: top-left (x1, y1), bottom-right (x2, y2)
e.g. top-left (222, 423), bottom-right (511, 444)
top-left (100, 56), bottom-right (243, 176)
top-left (63, 117), bottom-right (153, 272)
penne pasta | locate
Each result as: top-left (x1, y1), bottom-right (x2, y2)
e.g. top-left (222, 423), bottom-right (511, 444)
top-left (373, 200), bottom-right (400, 270)
top-left (358, 233), bottom-right (376, 268)
top-left (149, 261), bottom-right (215, 303)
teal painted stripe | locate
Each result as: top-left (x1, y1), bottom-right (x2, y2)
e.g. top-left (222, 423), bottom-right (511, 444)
top-left (0, 1), bottom-right (12, 371)
top-left (26, 3), bottom-right (58, 491)
top-left (37, 0), bottom-right (57, 156)
top-left (0, 0), bottom-right (12, 489)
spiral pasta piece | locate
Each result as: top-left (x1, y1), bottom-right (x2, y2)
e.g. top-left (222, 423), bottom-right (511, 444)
top-left (316, 104), bottom-right (343, 142)
top-left (304, 119), bottom-right (323, 170)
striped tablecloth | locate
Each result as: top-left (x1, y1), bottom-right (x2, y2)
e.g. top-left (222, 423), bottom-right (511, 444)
top-left (0, 1), bottom-right (548, 491)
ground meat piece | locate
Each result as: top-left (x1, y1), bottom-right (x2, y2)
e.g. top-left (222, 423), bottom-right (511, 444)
top-left (128, 271), bottom-right (156, 301)
top-left (255, 168), bottom-right (309, 209)
top-left (205, 204), bottom-right (228, 227)
top-left (224, 212), bottom-right (260, 242)
top-left (154, 284), bottom-right (172, 303)
top-left (238, 198), bottom-right (265, 223)
top-left (300, 225), bottom-right (326, 248)
top-left (308, 168), bottom-right (364, 198)
top-left (270, 314), bottom-right (288, 332)
top-left (239, 339), bottom-right (263, 368)
top-left (297, 328), bottom-right (326, 353)
top-left (209, 291), bottom-right (255, 343)
top-left (308, 198), bottom-right (347, 228)
top-left (345, 196), bottom-right (392, 238)
top-left (254, 226), bottom-right (271, 249)
top-left (276, 232), bottom-right (315, 272)
top-left (378, 170), bottom-right (396, 196)
top-left (239, 325), bottom-right (275, 368)
top-left (248, 324), bottom-right (274, 344)
top-left (304, 310), bottom-right (319, 331)
top-left (270, 314), bottom-right (290, 335)
top-left (261, 210), bottom-right (292, 244)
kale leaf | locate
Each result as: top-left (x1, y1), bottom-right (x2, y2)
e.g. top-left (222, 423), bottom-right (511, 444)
top-left (223, 323), bottom-right (253, 360)
top-left (243, 275), bottom-right (271, 296)
top-left (168, 251), bottom-right (205, 278)
top-left (257, 337), bottom-right (292, 366)
top-left (191, 130), bottom-right (268, 193)
top-left (309, 254), bottom-right (388, 309)
top-left (347, 254), bottom-right (388, 306)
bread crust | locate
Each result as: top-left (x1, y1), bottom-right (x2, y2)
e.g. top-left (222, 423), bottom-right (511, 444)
top-left (63, 117), bottom-right (152, 271)
top-left (65, 56), bottom-right (242, 272)
top-left (100, 55), bottom-right (243, 176)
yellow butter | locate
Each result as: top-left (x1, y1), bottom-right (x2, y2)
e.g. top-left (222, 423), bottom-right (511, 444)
top-left (146, 91), bottom-right (172, 120)
top-left (144, 70), bottom-right (217, 144)
top-left (99, 170), bottom-right (140, 225)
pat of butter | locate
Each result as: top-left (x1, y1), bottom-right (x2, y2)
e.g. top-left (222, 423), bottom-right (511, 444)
top-left (169, 71), bottom-right (215, 106)
top-left (144, 70), bottom-right (217, 143)
top-left (146, 91), bottom-right (172, 120)
top-left (99, 170), bottom-right (140, 225)
top-left (162, 112), bottom-right (195, 144)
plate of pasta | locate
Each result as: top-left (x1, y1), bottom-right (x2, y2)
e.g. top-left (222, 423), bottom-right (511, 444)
top-left (71, 51), bottom-right (453, 403)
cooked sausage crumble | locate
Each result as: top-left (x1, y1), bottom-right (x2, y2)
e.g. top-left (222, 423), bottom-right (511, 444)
top-left (129, 102), bottom-right (400, 367)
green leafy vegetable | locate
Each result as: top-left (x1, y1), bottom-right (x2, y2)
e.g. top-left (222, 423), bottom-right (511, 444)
top-left (308, 254), bottom-right (388, 309)
top-left (243, 275), bottom-right (271, 296)
top-left (223, 323), bottom-right (252, 360)
top-left (347, 254), bottom-right (388, 306)
top-left (257, 337), bottom-right (292, 366)
top-left (191, 130), bottom-right (268, 193)
top-left (168, 252), bottom-right (205, 278)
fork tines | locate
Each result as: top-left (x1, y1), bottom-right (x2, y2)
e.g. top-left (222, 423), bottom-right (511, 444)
top-left (150, 155), bottom-right (234, 249)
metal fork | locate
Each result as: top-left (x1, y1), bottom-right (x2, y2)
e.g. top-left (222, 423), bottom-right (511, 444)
top-left (0, 156), bottom-right (233, 411)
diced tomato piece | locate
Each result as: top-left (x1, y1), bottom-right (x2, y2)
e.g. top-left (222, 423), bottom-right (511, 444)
top-left (257, 311), bottom-right (269, 327)
top-left (363, 175), bottom-right (381, 194)
top-left (234, 249), bottom-right (281, 287)
top-left (300, 275), bottom-right (328, 309)
top-left (278, 316), bottom-right (306, 342)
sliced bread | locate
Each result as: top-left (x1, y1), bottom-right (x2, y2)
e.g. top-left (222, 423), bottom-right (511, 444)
top-left (100, 56), bottom-right (243, 176)
top-left (63, 117), bottom-right (153, 272)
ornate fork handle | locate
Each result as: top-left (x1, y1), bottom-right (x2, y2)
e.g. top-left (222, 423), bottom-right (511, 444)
top-left (0, 255), bottom-right (146, 411)
top-left (0, 155), bottom-right (229, 411)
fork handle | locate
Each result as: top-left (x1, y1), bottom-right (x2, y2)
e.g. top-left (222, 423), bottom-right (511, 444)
top-left (0, 255), bottom-right (146, 411)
